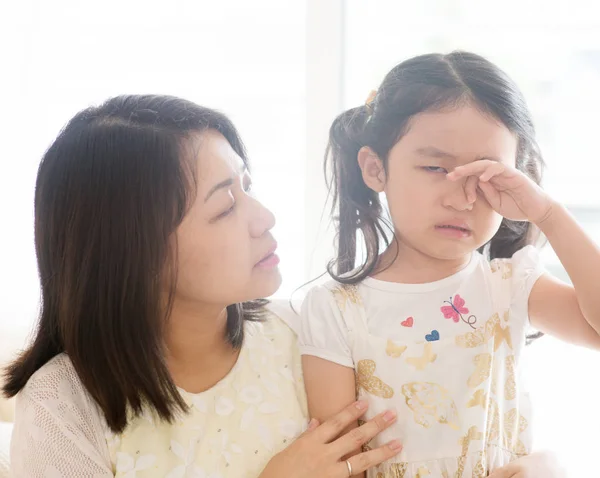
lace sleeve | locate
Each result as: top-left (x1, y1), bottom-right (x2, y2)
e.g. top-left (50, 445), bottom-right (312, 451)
top-left (10, 354), bottom-right (113, 477)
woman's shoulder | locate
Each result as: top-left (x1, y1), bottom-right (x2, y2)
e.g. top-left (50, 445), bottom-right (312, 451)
top-left (260, 301), bottom-right (304, 343)
top-left (22, 353), bottom-right (82, 395)
top-left (11, 353), bottom-right (112, 474)
top-left (19, 353), bottom-right (102, 419)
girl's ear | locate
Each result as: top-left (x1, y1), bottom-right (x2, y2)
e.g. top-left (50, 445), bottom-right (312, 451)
top-left (358, 146), bottom-right (386, 193)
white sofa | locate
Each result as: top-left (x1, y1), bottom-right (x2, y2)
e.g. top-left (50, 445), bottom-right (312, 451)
top-left (0, 299), bottom-right (300, 477)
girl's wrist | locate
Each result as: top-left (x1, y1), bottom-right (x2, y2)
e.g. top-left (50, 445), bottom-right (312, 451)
top-left (532, 198), bottom-right (562, 233)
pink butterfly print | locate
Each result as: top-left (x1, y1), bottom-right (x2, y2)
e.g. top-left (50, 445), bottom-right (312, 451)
top-left (441, 295), bottom-right (469, 323)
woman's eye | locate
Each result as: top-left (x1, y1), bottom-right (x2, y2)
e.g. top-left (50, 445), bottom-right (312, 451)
top-left (422, 166), bottom-right (448, 173)
top-left (216, 204), bottom-right (235, 220)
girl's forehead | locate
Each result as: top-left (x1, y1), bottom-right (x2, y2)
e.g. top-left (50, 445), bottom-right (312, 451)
top-left (401, 106), bottom-right (518, 160)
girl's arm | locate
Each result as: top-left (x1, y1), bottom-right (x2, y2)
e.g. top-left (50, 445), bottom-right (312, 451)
top-left (529, 203), bottom-right (600, 349)
top-left (447, 160), bottom-right (600, 348)
top-left (302, 355), bottom-right (369, 478)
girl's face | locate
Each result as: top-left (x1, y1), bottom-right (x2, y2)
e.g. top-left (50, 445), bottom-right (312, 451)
top-left (172, 130), bottom-right (281, 309)
top-left (361, 104), bottom-right (518, 262)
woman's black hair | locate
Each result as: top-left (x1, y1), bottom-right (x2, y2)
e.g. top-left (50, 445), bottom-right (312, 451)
top-left (3, 95), bottom-right (265, 433)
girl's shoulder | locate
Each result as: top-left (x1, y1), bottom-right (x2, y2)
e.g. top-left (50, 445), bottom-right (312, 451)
top-left (302, 279), bottom-right (364, 313)
top-left (485, 245), bottom-right (543, 283)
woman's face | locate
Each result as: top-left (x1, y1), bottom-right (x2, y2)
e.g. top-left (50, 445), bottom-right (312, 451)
top-left (172, 130), bottom-right (281, 309)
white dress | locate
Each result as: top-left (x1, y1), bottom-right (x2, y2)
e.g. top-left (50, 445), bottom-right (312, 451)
top-left (10, 310), bottom-right (308, 478)
top-left (299, 246), bottom-right (544, 478)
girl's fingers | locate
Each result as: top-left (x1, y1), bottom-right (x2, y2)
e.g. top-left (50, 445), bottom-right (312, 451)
top-left (447, 159), bottom-right (502, 181)
top-left (464, 175), bottom-right (479, 203)
top-left (479, 162), bottom-right (505, 182)
top-left (477, 181), bottom-right (500, 204)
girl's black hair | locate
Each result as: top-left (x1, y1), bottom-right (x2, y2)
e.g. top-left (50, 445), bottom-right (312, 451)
top-left (326, 51), bottom-right (543, 283)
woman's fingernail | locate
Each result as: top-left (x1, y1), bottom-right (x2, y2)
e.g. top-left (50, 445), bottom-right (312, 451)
top-left (308, 418), bottom-right (318, 429)
top-left (383, 410), bottom-right (397, 422)
top-left (355, 400), bottom-right (368, 410)
top-left (388, 440), bottom-right (402, 451)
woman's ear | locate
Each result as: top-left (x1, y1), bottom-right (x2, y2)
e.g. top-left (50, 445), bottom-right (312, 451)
top-left (358, 146), bottom-right (386, 193)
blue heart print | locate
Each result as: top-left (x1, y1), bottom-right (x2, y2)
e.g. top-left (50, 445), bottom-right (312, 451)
top-left (425, 330), bottom-right (440, 342)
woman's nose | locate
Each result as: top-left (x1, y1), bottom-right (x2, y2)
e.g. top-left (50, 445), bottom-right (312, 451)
top-left (249, 198), bottom-right (276, 238)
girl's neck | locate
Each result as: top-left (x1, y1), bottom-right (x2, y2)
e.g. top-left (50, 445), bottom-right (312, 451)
top-left (164, 301), bottom-right (240, 394)
top-left (372, 238), bottom-right (472, 284)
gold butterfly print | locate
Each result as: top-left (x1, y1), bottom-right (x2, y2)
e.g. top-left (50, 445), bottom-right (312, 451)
top-left (455, 311), bottom-right (512, 351)
top-left (467, 353), bottom-right (493, 389)
top-left (416, 466), bottom-right (431, 478)
top-left (492, 318), bottom-right (513, 351)
top-left (401, 382), bottom-right (460, 430)
top-left (467, 389), bottom-right (487, 408)
top-left (386, 339), bottom-right (407, 358)
top-left (456, 426), bottom-right (483, 478)
top-left (472, 451), bottom-right (487, 478)
top-left (503, 407), bottom-right (529, 455)
top-left (490, 361), bottom-right (499, 396)
top-left (486, 398), bottom-right (529, 456)
top-left (455, 313), bottom-right (499, 348)
top-left (356, 360), bottom-right (394, 399)
top-left (406, 343), bottom-right (437, 371)
top-left (331, 284), bottom-right (362, 312)
top-left (505, 355), bottom-right (516, 400)
top-left (376, 463), bottom-right (407, 478)
top-left (490, 259), bottom-right (513, 279)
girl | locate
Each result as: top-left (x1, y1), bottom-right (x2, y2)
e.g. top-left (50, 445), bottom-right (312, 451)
top-left (300, 51), bottom-right (600, 477)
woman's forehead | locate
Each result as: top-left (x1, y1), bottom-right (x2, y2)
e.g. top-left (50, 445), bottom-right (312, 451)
top-left (193, 130), bottom-right (245, 186)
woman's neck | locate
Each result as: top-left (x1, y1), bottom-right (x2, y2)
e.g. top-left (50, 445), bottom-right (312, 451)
top-left (164, 301), bottom-right (240, 394)
top-left (373, 238), bottom-right (471, 284)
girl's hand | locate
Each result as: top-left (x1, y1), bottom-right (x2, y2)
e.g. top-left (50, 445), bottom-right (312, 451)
top-left (447, 160), bottom-right (554, 226)
top-left (488, 451), bottom-right (566, 478)
top-left (259, 400), bottom-right (401, 478)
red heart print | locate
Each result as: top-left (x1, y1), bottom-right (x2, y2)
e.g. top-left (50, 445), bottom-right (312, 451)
top-left (401, 317), bottom-right (414, 327)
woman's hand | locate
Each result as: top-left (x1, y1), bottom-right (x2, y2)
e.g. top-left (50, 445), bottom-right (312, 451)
top-left (447, 160), bottom-right (554, 226)
top-left (488, 451), bottom-right (566, 478)
top-left (259, 400), bottom-right (401, 478)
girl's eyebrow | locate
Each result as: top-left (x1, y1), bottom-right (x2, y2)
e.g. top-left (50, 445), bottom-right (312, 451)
top-left (415, 146), bottom-right (501, 163)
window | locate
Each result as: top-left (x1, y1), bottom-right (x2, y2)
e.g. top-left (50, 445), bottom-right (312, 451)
top-left (0, 0), bottom-right (307, 341)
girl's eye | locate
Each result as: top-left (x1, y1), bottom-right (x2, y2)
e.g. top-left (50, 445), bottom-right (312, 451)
top-left (422, 166), bottom-right (448, 173)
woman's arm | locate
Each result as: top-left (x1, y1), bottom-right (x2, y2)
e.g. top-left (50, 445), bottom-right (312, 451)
top-left (302, 355), bottom-right (381, 478)
top-left (10, 367), bottom-right (113, 477)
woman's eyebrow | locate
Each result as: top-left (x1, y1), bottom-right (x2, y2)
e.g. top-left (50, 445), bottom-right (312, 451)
top-left (204, 178), bottom-right (234, 202)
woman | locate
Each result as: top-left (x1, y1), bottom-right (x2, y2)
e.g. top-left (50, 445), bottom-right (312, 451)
top-left (3, 95), bottom-right (563, 477)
